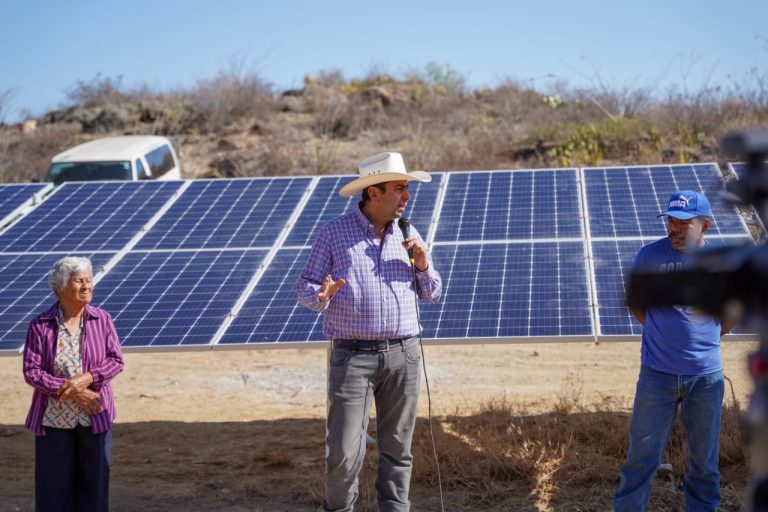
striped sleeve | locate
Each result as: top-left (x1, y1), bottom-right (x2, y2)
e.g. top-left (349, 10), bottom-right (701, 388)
top-left (22, 322), bottom-right (66, 397)
top-left (89, 312), bottom-right (124, 391)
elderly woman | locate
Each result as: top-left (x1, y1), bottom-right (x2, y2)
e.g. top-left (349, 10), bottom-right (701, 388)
top-left (23, 256), bottom-right (124, 512)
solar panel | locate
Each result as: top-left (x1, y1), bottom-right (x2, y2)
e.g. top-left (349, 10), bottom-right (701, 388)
top-left (420, 242), bottom-right (593, 340)
top-left (219, 248), bottom-right (325, 345)
top-left (584, 164), bottom-right (745, 238)
top-left (0, 181), bottom-right (183, 253)
top-left (95, 250), bottom-right (267, 347)
top-left (592, 236), bottom-right (753, 337)
top-left (136, 178), bottom-right (311, 250)
top-left (0, 183), bottom-right (50, 228)
top-left (0, 252), bottom-right (115, 353)
top-left (591, 239), bottom-right (649, 336)
top-left (283, 174), bottom-right (443, 247)
top-left (434, 169), bottom-right (582, 242)
top-left (585, 164), bottom-right (754, 338)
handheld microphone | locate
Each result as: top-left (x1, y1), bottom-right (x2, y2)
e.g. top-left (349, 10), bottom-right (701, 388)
top-left (398, 217), bottom-right (415, 264)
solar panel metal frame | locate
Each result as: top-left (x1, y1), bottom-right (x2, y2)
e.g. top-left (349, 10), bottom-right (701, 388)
top-left (728, 162), bottom-right (767, 235)
top-left (0, 180), bottom-right (191, 355)
top-left (0, 180), bottom-right (186, 254)
top-left (0, 252), bottom-right (117, 355)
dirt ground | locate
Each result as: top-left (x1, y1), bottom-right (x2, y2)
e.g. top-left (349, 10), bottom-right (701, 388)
top-left (0, 341), bottom-right (758, 511)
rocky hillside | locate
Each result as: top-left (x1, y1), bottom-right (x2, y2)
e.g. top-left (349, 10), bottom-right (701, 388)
top-left (1, 67), bottom-right (767, 183)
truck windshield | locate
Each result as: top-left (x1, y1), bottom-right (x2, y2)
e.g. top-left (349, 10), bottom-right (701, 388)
top-left (45, 161), bottom-right (132, 184)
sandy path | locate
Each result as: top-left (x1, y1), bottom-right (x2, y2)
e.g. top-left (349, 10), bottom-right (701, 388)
top-left (1, 341), bottom-right (756, 425)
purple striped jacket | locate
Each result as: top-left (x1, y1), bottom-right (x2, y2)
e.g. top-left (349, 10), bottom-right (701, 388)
top-left (23, 302), bottom-right (124, 435)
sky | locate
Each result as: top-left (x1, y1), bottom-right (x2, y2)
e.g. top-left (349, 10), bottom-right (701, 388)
top-left (1, 0), bottom-right (766, 123)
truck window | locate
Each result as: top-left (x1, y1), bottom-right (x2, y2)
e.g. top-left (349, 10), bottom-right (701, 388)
top-left (135, 158), bottom-right (150, 180)
top-left (45, 161), bottom-right (133, 185)
top-left (145, 145), bottom-right (175, 177)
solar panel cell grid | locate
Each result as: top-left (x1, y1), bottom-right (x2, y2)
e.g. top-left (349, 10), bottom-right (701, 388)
top-left (591, 239), bottom-right (646, 336)
top-left (420, 242), bottom-right (592, 339)
top-left (0, 184), bottom-right (48, 225)
top-left (0, 181), bottom-right (183, 253)
top-left (434, 170), bottom-right (582, 242)
top-left (96, 250), bottom-right (266, 347)
top-left (137, 178), bottom-right (311, 250)
top-left (585, 164), bottom-right (745, 238)
top-left (220, 248), bottom-right (325, 344)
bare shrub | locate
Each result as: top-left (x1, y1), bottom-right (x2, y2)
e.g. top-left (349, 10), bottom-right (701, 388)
top-left (0, 88), bottom-right (15, 124)
top-left (405, 62), bottom-right (467, 96)
top-left (64, 74), bottom-right (137, 109)
top-left (0, 124), bottom-right (81, 182)
top-left (189, 59), bottom-right (274, 132)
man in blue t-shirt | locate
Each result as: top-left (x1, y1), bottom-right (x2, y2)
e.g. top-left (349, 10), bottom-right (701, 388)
top-left (614, 190), bottom-right (733, 512)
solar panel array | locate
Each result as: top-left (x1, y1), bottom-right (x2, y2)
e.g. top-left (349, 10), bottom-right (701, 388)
top-left (0, 163), bottom-right (756, 354)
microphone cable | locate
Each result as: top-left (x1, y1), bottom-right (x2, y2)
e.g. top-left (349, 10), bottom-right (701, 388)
top-left (403, 220), bottom-right (446, 512)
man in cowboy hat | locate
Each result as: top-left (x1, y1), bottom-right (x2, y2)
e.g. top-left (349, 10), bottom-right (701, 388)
top-left (297, 152), bottom-right (442, 512)
top-left (614, 190), bottom-right (733, 511)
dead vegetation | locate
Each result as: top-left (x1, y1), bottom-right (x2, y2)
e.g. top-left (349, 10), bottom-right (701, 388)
top-left (1, 63), bottom-right (767, 183)
top-left (0, 394), bottom-right (747, 511)
top-left (288, 384), bottom-right (746, 512)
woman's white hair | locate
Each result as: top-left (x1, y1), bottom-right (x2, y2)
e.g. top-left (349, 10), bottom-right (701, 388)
top-left (50, 256), bottom-right (92, 293)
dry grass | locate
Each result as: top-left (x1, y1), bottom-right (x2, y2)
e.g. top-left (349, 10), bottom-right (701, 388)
top-left (294, 378), bottom-right (748, 511)
top-left (0, 392), bottom-right (750, 511)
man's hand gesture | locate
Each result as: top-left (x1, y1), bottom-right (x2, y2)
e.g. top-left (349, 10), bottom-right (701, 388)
top-left (318, 275), bottom-right (346, 303)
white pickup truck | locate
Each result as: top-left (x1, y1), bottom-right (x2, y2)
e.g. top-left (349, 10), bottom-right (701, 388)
top-left (44, 135), bottom-right (182, 184)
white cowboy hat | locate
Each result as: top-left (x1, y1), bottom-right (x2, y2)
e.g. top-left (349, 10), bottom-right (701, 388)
top-left (338, 152), bottom-right (432, 197)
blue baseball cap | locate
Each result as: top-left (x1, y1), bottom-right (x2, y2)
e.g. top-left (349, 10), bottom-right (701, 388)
top-left (657, 190), bottom-right (712, 220)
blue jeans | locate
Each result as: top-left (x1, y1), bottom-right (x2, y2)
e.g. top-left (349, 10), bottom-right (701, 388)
top-left (614, 365), bottom-right (724, 512)
top-left (322, 337), bottom-right (422, 512)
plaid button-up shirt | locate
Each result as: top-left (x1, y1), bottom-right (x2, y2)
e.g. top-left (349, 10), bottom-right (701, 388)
top-left (297, 206), bottom-right (442, 340)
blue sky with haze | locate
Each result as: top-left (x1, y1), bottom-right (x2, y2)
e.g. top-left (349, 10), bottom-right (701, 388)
top-left (1, 0), bottom-right (766, 122)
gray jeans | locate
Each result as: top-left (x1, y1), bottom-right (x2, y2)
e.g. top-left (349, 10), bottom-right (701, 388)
top-left (322, 337), bottom-right (422, 512)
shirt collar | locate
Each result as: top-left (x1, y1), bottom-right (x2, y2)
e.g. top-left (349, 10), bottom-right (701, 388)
top-left (352, 205), bottom-right (394, 237)
top-left (40, 302), bottom-right (100, 321)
